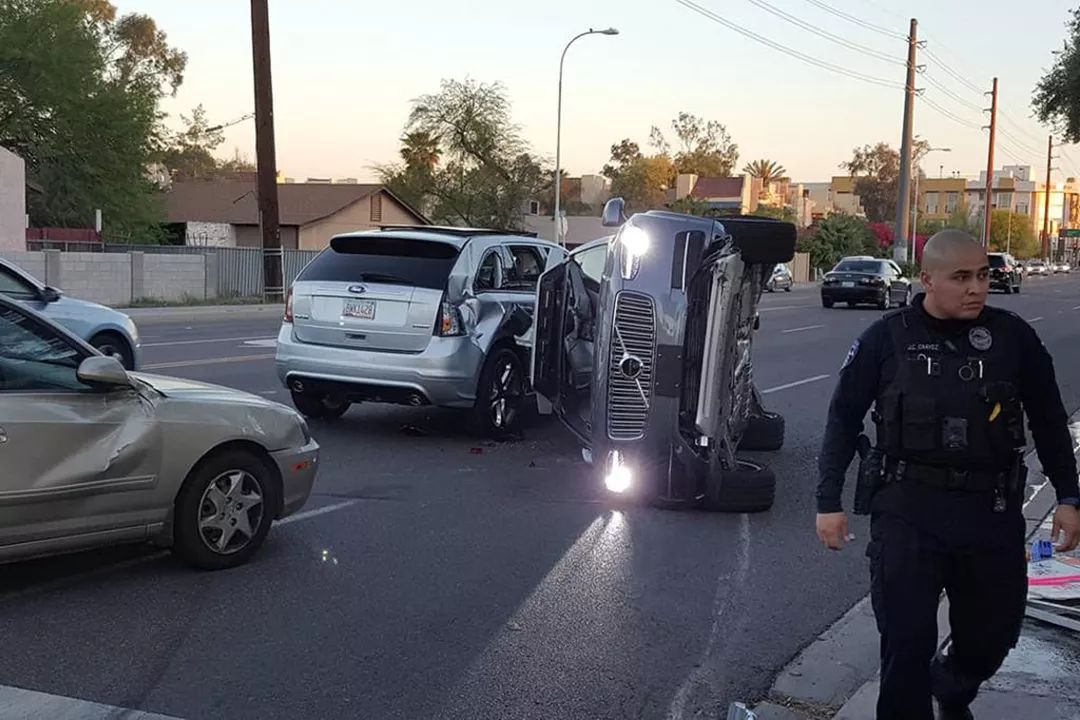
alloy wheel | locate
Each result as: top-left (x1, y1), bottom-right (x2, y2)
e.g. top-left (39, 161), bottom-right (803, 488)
top-left (197, 470), bottom-right (265, 555)
top-left (488, 357), bottom-right (523, 429)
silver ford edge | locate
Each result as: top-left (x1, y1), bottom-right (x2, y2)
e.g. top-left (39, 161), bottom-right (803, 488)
top-left (276, 226), bottom-right (564, 436)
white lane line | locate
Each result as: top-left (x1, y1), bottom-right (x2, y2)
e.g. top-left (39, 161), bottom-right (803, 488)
top-left (761, 374), bottom-right (830, 394)
top-left (278, 499), bottom-right (361, 526)
top-left (142, 354), bottom-right (275, 370)
top-left (758, 304), bottom-right (816, 312)
top-left (142, 335), bottom-right (274, 348)
top-left (1073, 305), bottom-right (1080, 310)
top-left (0, 685), bottom-right (182, 720)
top-left (1030, 316), bottom-right (1044, 323)
top-left (781, 324), bottom-right (824, 334)
top-left (243, 338), bottom-right (278, 348)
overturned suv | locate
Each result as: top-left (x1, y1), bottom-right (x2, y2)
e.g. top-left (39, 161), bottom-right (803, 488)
top-left (530, 200), bottom-right (796, 511)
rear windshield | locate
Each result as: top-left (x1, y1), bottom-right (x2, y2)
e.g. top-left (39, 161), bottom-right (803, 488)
top-left (834, 260), bottom-right (883, 274)
top-left (988, 255), bottom-right (1006, 267)
top-left (298, 236), bottom-right (460, 290)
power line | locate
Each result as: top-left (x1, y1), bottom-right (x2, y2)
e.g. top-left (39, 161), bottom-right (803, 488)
top-left (743, 0), bottom-right (904, 65)
top-left (998, 110), bottom-right (1047, 146)
top-left (995, 139), bottom-right (1029, 165)
top-left (920, 93), bottom-right (981, 130)
top-left (674, 0), bottom-right (903, 89)
top-left (996, 127), bottom-right (1042, 156)
top-left (798, 0), bottom-right (906, 39)
top-left (921, 73), bottom-right (984, 113)
top-left (922, 48), bottom-right (984, 96)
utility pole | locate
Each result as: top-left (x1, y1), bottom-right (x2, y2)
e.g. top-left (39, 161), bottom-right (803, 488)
top-left (894, 18), bottom-right (918, 263)
top-left (981, 78), bottom-right (998, 247)
top-left (1043, 135), bottom-right (1055, 259)
top-left (251, 0), bottom-right (283, 302)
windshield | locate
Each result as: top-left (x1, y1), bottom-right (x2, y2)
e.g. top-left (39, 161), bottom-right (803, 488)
top-left (834, 260), bottom-right (883, 274)
top-left (298, 236), bottom-right (460, 289)
top-left (988, 255), bottom-right (1006, 268)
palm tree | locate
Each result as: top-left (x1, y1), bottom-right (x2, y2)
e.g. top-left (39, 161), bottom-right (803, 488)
top-left (400, 131), bottom-right (441, 173)
top-left (742, 159), bottom-right (787, 185)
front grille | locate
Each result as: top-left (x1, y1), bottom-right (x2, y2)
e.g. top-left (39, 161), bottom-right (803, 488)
top-left (607, 292), bottom-right (656, 440)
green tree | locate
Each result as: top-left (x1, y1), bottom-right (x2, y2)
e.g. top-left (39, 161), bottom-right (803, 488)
top-left (601, 139), bottom-right (675, 213)
top-left (799, 213), bottom-right (877, 271)
top-left (743, 159), bottom-right (787, 184)
top-left (0, 0), bottom-right (187, 240)
top-left (843, 140), bottom-right (930, 222)
top-left (1033, 8), bottom-right (1080, 142)
top-left (668, 196), bottom-right (710, 216)
top-left (658, 112), bottom-right (739, 177)
top-left (377, 79), bottom-right (547, 229)
top-left (747, 204), bottom-right (797, 222)
top-left (988, 210), bottom-right (1038, 258)
top-left (160, 105), bottom-right (224, 180)
top-left (216, 148), bottom-right (256, 174)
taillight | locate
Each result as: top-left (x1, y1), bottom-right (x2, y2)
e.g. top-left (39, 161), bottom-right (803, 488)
top-left (436, 301), bottom-right (464, 337)
top-left (284, 288), bottom-right (294, 323)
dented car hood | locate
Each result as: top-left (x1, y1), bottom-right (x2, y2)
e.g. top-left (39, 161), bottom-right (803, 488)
top-left (131, 373), bottom-right (278, 406)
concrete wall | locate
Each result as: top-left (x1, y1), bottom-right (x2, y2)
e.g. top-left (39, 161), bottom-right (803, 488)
top-left (0, 147), bottom-right (26, 252)
top-left (0, 250), bottom-right (208, 306)
top-left (299, 192), bottom-right (420, 250)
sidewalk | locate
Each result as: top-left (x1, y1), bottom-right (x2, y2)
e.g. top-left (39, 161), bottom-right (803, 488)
top-left (123, 303), bottom-right (284, 324)
top-left (753, 417), bottom-right (1080, 720)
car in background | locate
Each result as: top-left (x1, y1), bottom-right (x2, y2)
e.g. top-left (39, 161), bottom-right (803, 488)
top-left (0, 256), bottom-right (141, 369)
top-left (0, 294), bottom-right (319, 569)
top-left (276, 226), bottom-right (564, 436)
top-left (766, 263), bottom-right (793, 292)
top-left (820, 256), bottom-right (912, 309)
top-left (1053, 261), bottom-right (1072, 274)
top-left (1027, 260), bottom-right (1050, 276)
top-left (987, 252), bottom-right (1022, 294)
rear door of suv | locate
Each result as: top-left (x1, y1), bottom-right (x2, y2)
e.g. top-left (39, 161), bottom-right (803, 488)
top-left (290, 234), bottom-right (461, 353)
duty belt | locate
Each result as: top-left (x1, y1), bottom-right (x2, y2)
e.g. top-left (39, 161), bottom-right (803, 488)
top-left (884, 458), bottom-right (1005, 492)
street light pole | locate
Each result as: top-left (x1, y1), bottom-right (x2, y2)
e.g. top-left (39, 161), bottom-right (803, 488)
top-left (554, 27), bottom-right (618, 246)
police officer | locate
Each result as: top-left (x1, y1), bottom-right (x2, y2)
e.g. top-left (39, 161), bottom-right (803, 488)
top-left (814, 230), bottom-right (1080, 720)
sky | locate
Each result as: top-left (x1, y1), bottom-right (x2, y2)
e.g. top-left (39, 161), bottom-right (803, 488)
top-left (116, 0), bottom-right (1080, 184)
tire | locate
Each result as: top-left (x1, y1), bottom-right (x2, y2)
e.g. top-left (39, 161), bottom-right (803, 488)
top-left (1003, 283), bottom-right (1013, 295)
top-left (290, 391), bottom-right (350, 420)
top-left (472, 346), bottom-right (526, 437)
top-left (784, 285), bottom-right (792, 292)
top-left (173, 449), bottom-right (279, 570)
top-left (1014, 282), bottom-right (1021, 295)
top-left (718, 216), bottom-right (797, 265)
top-left (738, 412), bottom-right (785, 451)
top-left (711, 459), bottom-right (776, 513)
top-left (89, 331), bottom-right (134, 370)
top-left (822, 297), bottom-right (835, 308)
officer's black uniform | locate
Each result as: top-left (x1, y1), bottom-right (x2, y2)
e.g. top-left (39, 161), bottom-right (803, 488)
top-left (817, 293), bottom-right (1080, 720)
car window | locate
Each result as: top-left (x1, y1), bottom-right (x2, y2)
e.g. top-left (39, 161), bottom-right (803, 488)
top-left (988, 255), bottom-right (1006, 268)
top-left (474, 250), bottom-right (503, 292)
top-left (0, 265), bottom-right (39, 300)
top-left (573, 245), bottom-right (607, 284)
top-left (0, 306), bottom-right (87, 392)
top-left (503, 245), bottom-right (548, 292)
top-left (299, 236), bottom-right (460, 290)
top-left (834, 260), bottom-right (884, 274)
top-left (887, 262), bottom-right (902, 277)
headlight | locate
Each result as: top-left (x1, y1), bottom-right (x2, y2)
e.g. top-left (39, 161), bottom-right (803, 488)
top-left (618, 225), bottom-right (650, 279)
top-left (604, 450), bottom-right (633, 493)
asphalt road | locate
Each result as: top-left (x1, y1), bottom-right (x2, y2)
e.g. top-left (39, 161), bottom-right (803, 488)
top-left (4, 275), bottom-right (1080, 719)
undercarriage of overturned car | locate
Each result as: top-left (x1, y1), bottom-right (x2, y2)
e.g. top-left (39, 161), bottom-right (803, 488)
top-left (530, 199), bottom-right (796, 512)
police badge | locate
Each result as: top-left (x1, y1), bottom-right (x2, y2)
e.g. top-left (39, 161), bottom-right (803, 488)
top-left (968, 326), bottom-right (993, 352)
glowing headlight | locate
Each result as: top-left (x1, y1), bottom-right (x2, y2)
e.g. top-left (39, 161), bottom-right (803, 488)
top-left (619, 225), bottom-right (650, 279)
top-left (604, 451), bottom-right (633, 493)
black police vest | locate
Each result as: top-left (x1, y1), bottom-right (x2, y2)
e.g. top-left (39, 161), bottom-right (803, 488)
top-left (874, 307), bottom-right (1026, 471)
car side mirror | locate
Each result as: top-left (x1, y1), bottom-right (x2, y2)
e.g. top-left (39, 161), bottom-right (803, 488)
top-left (601, 197), bottom-right (627, 227)
top-left (39, 286), bottom-right (61, 303)
top-left (77, 355), bottom-right (132, 388)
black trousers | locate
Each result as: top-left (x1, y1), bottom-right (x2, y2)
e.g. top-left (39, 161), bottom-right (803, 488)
top-left (867, 512), bottom-right (1027, 720)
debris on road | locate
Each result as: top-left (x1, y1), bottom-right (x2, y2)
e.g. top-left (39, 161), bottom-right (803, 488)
top-left (400, 424), bottom-right (429, 437)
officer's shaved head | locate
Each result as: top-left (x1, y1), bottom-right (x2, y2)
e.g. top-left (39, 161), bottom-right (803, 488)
top-left (919, 229), bottom-right (989, 320)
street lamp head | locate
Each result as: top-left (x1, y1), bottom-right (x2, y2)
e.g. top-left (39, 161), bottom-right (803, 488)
top-left (597, 27), bottom-right (619, 35)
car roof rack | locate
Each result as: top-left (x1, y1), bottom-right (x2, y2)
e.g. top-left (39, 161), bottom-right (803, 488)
top-left (377, 224), bottom-right (538, 238)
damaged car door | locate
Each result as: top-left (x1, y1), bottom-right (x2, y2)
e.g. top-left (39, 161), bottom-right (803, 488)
top-left (0, 303), bottom-right (161, 557)
top-left (532, 240), bottom-right (605, 443)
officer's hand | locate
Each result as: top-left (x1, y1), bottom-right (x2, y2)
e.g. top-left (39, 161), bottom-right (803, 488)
top-left (1051, 504), bottom-right (1080, 553)
top-left (816, 512), bottom-right (849, 551)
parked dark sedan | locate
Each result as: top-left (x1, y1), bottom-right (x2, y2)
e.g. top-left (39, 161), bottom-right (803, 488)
top-left (988, 252), bottom-right (1022, 294)
top-left (821, 257), bottom-right (911, 309)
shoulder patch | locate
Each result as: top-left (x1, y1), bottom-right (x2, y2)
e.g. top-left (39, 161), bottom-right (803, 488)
top-left (841, 338), bottom-right (860, 370)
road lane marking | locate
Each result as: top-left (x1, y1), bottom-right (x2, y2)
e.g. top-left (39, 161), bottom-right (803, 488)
top-left (243, 338), bottom-right (278, 348)
top-left (1073, 305), bottom-right (1080, 310)
top-left (278, 499), bottom-right (361, 526)
top-left (761, 374), bottom-right (830, 394)
top-left (142, 354), bottom-right (275, 370)
top-left (1030, 317), bottom-right (1044, 323)
top-left (0, 685), bottom-right (182, 720)
top-left (781, 324), bottom-right (823, 334)
top-left (758, 304), bottom-right (816, 312)
top-left (142, 335), bottom-right (274, 348)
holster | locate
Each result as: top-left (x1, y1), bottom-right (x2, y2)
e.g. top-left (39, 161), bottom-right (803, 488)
top-left (853, 434), bottom-right (884, 516)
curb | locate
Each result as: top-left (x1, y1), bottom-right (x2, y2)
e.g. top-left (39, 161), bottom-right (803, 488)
top-left (124, 304), bottom-right (284, 324)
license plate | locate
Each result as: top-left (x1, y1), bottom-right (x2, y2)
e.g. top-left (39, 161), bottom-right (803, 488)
top-left (842, 282), bottom-right (855, 288)
top-left (342, 299), bottom-right (376, 320)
